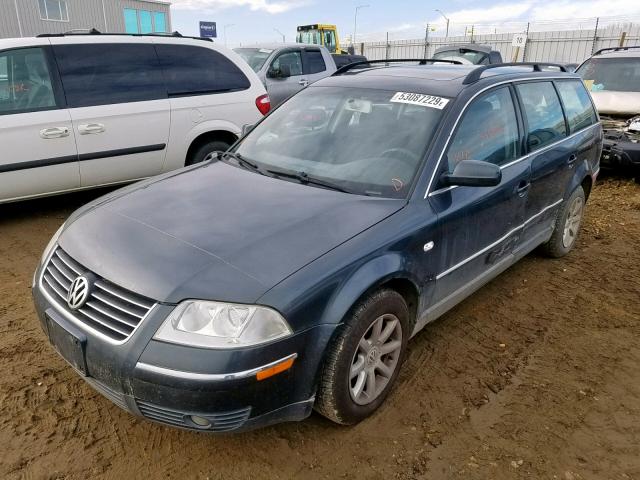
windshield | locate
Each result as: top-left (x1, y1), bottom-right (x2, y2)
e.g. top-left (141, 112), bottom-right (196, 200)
top-left (234, 48), bottom-right (273, 72)
top-left (234, 86), bottom-right (447, 198)
top-left (433, 49), bottom-right (488, 65)
top-left (296, 30), bottom-right (320, 45)
top-left (577, 57), bottom-right (640, 92)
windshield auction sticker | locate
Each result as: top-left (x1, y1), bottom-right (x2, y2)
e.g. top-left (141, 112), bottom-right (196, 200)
top-left (390, 92), bottom-right (449, 109)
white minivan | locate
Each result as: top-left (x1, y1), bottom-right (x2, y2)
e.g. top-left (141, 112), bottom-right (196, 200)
top-left (0, 33), bottom-right (270, 204)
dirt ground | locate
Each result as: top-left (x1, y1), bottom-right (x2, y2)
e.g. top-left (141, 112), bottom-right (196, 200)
top-left (1, 175), bottom-right (639, 480)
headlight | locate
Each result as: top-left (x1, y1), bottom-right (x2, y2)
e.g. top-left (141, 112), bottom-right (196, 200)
top-left (34, 223), bottom-right (64, 287)
top-left (39, 223), bottom-right (65, 268)
top-left (154, 301), bottom-right (293, 349)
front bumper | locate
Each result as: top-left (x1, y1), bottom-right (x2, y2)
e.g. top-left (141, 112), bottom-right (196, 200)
top-left (601, 133), bottom-right (640, 170)
top-left (32, 281), bottom-right (336, 433)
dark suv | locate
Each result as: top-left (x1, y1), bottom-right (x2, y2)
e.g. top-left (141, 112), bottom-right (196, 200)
top-left (33, 60), bottom-right (602, 432)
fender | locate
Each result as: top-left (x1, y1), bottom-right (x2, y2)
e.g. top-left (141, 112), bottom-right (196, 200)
top-left (317, 252), bottom-right (422, 328)
top-left (563, 158), bottom-right (591, 200)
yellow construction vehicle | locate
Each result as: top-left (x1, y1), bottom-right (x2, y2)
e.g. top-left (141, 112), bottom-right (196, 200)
top-left (296, 24), bottom-right (347, 54)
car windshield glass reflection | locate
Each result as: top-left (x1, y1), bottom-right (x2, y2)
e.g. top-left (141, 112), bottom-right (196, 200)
top-left (234, 86), bottom-right (446, 198)
top-left (577, 57), bottom-right (640, 92)
top-left (234, 48), bottom-right (273, 72)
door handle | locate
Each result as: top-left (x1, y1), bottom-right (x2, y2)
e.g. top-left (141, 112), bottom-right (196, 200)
top-left (298, 79), bottom-right (309, 87)
top-left (78, 123), bottom-right (106, 135)
top-left (40, 127), bottom-right (70, 139)
top-left (567, 153), bottom-right (578, 165)
top-left (516, 180), bottom-right (530, 197)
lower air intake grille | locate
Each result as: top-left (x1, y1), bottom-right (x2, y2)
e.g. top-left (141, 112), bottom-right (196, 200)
top-left (136, 401), bottom-right (252, 432)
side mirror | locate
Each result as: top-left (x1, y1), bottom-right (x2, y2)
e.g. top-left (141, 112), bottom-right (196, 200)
top-left (241, 124), bottom-right (255, 136)
top-left (440, 160), bottom-right (502, 187)
top-left (267, 64), bottom-right (291, 79)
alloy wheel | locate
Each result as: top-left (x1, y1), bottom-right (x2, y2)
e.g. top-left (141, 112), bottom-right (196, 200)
top-left (349, 313), bottom-right (403, 406)
top-left (562, 196), bottom-right (584, 248)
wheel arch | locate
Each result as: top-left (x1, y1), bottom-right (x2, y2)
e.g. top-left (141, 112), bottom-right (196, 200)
top-left (185, 130), bottom-right (239, 165)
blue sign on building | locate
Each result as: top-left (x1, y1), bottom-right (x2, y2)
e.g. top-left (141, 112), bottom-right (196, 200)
top-left (199, 21), bottom-right (217, 38)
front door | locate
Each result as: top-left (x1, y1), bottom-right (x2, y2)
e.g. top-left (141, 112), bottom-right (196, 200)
top-left (51, 39), bottom-right (170, 187)
top-left (428, 86), bottom-right (529, 310)
top-left (0, 46), bottom-right (79, 203)
top-left (265, 50), bottom-right (306, 107)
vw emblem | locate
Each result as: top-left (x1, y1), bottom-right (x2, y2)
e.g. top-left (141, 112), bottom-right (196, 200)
top-left (67, 276), bottom-right (90, 310)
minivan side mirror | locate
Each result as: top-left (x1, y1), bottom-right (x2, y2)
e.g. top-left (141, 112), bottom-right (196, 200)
top-left (440, 160), bottom-right (502, 187)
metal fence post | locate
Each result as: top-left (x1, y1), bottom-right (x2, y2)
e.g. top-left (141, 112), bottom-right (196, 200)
top-left (522, 22), bottom-right (530, 62)
top-left (385, 32), bottom-right (390, 60)
top-left (423, 24), bottom-right (429, 59)
top-left (591, 17), bottom-right (599, 54)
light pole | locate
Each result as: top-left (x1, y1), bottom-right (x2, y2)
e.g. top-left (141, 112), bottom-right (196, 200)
top-left (224, 23), bottom-right (235, 46)
top-left (353, 4), bottom-right (369, 46)
top-left (435, 9), bottom-right (449, 39)
top-left (274, 28), bottom-right (285, 43)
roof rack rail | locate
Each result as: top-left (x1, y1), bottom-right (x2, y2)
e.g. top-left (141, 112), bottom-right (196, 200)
top-left (593, 45), bottom-right (640, 55)
top-left (334, 58), bottom-right (462, 75)
top-left (36, 30), bottom-right (213, 42)
top-left (462, 62), bottom-right (568, 85)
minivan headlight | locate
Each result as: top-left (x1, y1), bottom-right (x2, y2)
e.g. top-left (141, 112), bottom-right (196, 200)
top-left (154, 301), bottom-right (293, 349)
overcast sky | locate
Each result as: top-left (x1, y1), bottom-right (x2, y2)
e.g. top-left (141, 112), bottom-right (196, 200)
top-left (170, 0), bottom-right (640, 46)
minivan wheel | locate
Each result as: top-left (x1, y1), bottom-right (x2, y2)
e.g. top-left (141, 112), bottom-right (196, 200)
top-left (186, 140), bottom-right (231, 166)
top-left (542, 185), bottom-right (586, 258)
top-left (315, 289), bottom-right (410, 425)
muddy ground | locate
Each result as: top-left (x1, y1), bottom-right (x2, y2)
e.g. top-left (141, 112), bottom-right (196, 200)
top-left (1, 176), bottom-right (639, 480)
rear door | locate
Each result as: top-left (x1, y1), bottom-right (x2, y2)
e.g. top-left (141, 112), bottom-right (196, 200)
top-left (428, 85), bottom-right (529, 307)
top-left (51, 38), bottom-right (170, 187)
top-left (515, 81), bottom-right (574, 243)
top-left (265, 49), bottom-right (306, 106)
top-left (302, 48), bottom-right (330, 84)
top-left (0, 45), bottom-right (79, 203)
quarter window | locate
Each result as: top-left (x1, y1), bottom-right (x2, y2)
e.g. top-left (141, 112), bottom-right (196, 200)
top-left (0, 48), bottom-right (57, 115)
top-left (39, 0), bottom-right (69, 21)
top-left (53, 44), bottom-right (166, 108)
top-left (555, 80), bottom-right (598, 133)
top-left (306, 50), bottom-right (326, 74)
top-left (516, 82), bottom-right (567, 151)
top-left (446, 87), bottom-right (519, 170)
top-left (271, 51), bottom-right (303, 76)
top-left (155, 45), bottom-right (250, 96)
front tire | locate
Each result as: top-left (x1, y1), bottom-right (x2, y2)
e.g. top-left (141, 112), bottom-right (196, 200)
top-left (542, 185), bottom-right (586, 258)
top-left (186, 140), bottom-right (231, 166)
top-left (315, 289), bottom-right (410, 425)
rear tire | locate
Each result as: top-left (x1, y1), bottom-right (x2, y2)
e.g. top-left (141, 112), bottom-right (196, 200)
top-left (315, 289), bottom-right (410, 425)
top-left (186, 140), bottom-right (231, 166)
top-left (542, 185), bottom-right (586, 258)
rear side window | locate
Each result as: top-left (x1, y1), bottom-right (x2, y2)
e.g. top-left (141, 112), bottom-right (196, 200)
top-left (0, 47), bottom-right (57, 115)
top-left (155, 44), bottom-right (250, 96)
top-left (54, 43), bottom-right (166, 108)
top-left (446, 86), bottom-right (519, 169)
top-left (305, 50), bottom-right (326, 74)
top-left (555, 80), bottom-right (598, 133)
top-left (516, 82), bottom-right (567, 151)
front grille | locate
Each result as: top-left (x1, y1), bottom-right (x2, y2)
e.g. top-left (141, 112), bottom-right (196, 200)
top-left (85, 377), bottom-right (129, 411)
top-left (42, 247), bottom-right (155, 342)
top-left (137, 400), bottom-right (252, 432)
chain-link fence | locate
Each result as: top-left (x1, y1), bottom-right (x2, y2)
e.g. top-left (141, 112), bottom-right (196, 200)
top-left (357, 20), bottom-right (640, 64)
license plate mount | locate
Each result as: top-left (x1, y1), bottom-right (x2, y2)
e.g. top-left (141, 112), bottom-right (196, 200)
top-left (46, 312), bottom-right (88, 376)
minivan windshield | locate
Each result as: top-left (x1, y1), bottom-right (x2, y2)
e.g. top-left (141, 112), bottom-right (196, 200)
top-left (234, 86), bottom-right (447, 198)
top-left (234, 48), bottom-right (273, 72)
top-left (577, 57), bottom-right (640, 92)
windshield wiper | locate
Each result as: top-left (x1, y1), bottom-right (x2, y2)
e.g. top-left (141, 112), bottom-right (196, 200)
top-left (265, 168), bottom-right (351, 194)
top-left (220, 152), bottom-right (265, 174)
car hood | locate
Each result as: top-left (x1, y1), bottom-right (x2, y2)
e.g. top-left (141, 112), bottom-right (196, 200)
top-left (591, 91), bottom-right (640, 116)
top-left (59, 162), bottom-right (404, 304)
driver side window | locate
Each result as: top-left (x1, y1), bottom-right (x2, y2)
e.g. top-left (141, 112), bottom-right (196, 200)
top-left (271, 51), bottom-right (303, 76)
top-left (446, 86), bottom-right (519, 171)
